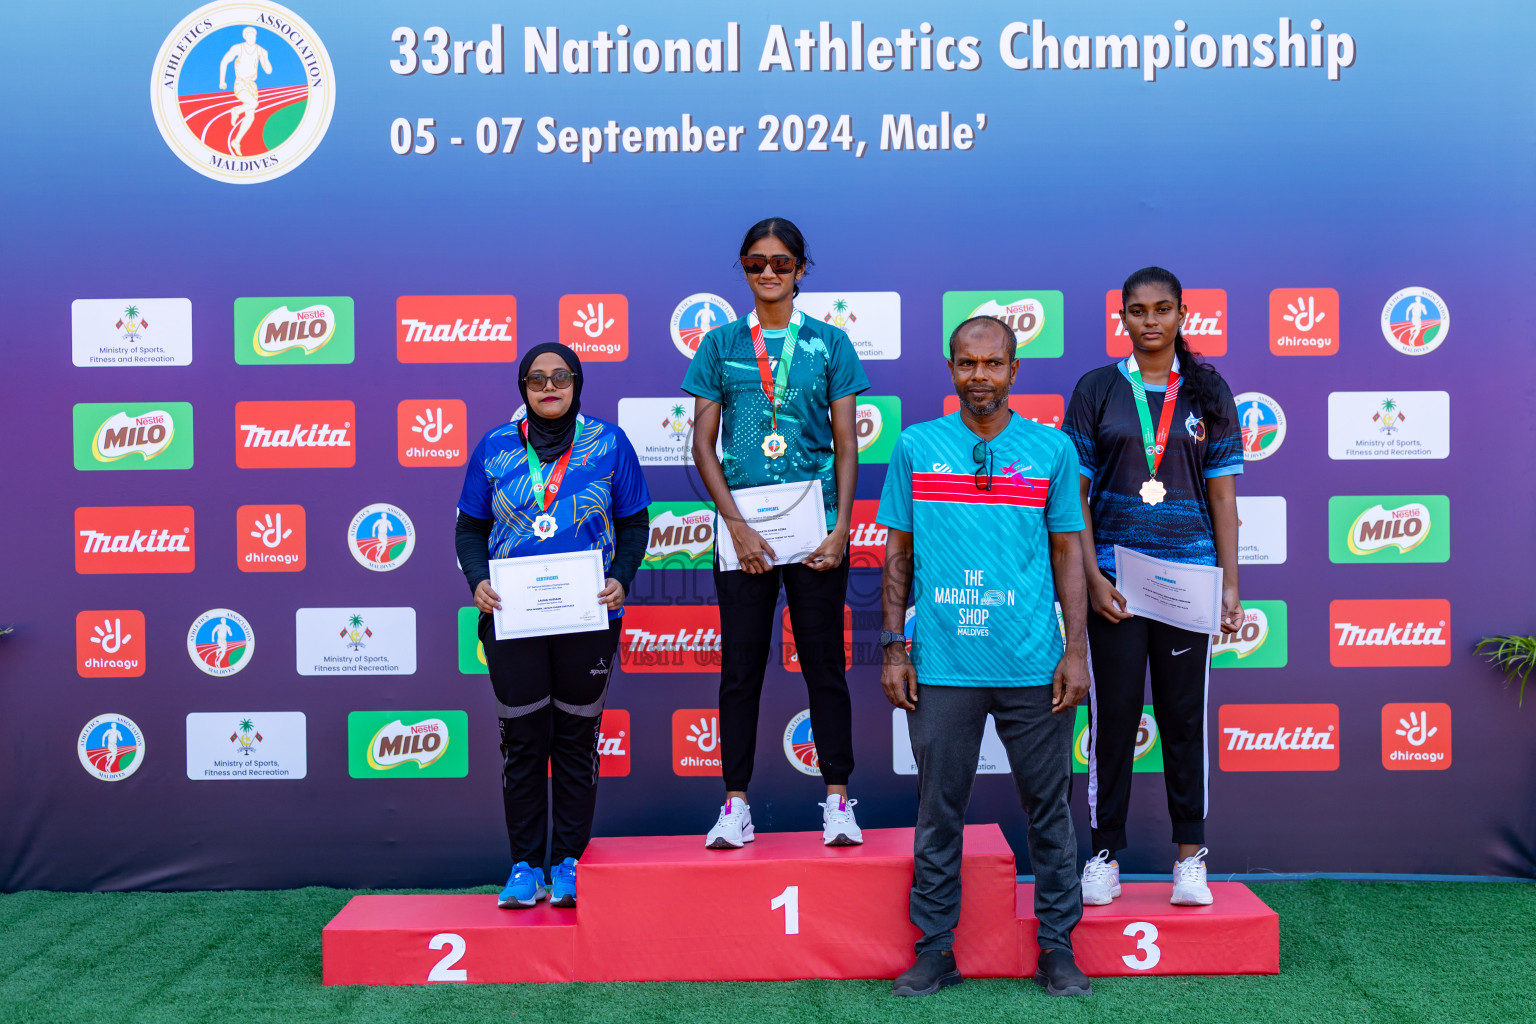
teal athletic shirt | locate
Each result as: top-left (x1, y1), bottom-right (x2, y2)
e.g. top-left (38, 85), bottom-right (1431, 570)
top-left (681, 312), bottom-right (869, 528)
top-left (877, 411), bottom-right (1085, 687)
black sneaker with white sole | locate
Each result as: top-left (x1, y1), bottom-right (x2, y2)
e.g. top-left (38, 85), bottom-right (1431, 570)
top-left (892, 950), bottom-right (963, 997)
top-left (1033, 948), bottom-right (1092, 996)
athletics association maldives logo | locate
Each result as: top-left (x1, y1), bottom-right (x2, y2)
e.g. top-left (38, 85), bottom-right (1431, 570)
top-left (782, 709), bottom-right (822, 776)
top-left (670, 294), bottom-right (735, 359)
top-left (348, 503), bottom-right (416, 571)
top-left (187, 608), bottom-right (255, 677)
top-left (1381, 287), bottom-right (1449, 356)
top-left (79, 714), bottom-right (146, 781)
top-left (150, 2), bottom-right (336, 184)
top-left (1234, 392), bottom-right (1286, 461)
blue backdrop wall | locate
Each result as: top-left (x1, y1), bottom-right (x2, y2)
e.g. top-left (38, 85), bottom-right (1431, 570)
top-left (3, 0), bottom-right (1533, 890)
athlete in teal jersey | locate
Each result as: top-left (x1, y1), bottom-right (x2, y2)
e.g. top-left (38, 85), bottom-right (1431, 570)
top-left (878, 409), bottom-right (1083, 687)
top-left (879, 316), bottom-right (1092, 1000)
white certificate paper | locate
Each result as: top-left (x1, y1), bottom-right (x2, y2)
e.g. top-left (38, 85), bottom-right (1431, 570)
top-left (489, 549), bottom-right (607, 640)
top-left (1112, 545), bottom-right (1224, 632)
top-left (714, 479), bottom-right (829, 572)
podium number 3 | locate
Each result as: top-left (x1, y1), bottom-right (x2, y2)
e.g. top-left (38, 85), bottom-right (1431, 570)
top-left (428, 932), bottom-right (468, 982)
top-left (1122, 921), bottom-right (1161, 971)
top-left (770, 885), bottom-right (800, 935)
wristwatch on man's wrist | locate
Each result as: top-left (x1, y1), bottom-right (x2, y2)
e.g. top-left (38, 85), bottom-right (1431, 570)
top-left (878, 630), bottom-right (906, 649)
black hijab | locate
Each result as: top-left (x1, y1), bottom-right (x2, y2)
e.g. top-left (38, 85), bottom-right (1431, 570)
top-left (519, 342), bottom-right (583, 461)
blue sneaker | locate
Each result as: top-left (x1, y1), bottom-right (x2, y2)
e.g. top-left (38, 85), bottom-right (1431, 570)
top-left (550, 857), bottom-right (578, 908)
top-left (497, 861), bottom-right (546, 909)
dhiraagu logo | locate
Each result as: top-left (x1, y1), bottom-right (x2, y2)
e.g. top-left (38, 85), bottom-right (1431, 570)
top-left (1329, 495), bottom-right (1449, 564)
top-left (234, 297), bottom-right (354, 364)
top-left (1073, 706), bottom-right (1163, 773)
top-left (856, 396), bottom-right (902, 464)
top-left (347, 710), bottom-right (468, 778)
top-left (457, 607), bottom-right (488, 674)
top-left (73, 402), bottom-right (194, 470)
top-left (941, 291), bottom-right (1064, 358)
top-left (1211, 600), bottom-right (1289, 668)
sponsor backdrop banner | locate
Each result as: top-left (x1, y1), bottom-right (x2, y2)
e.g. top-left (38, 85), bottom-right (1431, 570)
top-left (2, 0), bottom-right (1531, 889)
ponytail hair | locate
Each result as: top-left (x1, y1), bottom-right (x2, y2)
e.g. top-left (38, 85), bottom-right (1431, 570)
top-left (1121, 266), bottom-right (1229, 429)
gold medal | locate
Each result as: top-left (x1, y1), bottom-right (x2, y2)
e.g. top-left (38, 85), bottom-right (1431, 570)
top-left (1139, 479), bottom-right (1167, 505)
top-left (762, 432), bottom-right (787, 459)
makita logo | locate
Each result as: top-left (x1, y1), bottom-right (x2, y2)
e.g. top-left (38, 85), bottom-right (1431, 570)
top-left (396, 295), bottom-right (518, 363)
top-left (1218, 704), bottom-right (1340, 772)
top-left (1107, 288), bottom-right (1228, 356)
top-left (400, 318), bottom-right (512, 343)
top-left (234, 401), bottom-right (356, 469)
top-left (1329, 599), bottom-right (1451, 667)
top-left (80, 528), bottom-right (190, 554)
top-left (620, 606), bottom-right (722, 673)
top-left (1223, 725), bottom-right (1335, 752)
top-left (240, 423), bottom-right (351, 447)
top-left (1333, 621), bottom-right (1445, 647)
top-left (849, 499), bottom-right (887, 568)
top-left (75, 506), bottom-right (195, 574)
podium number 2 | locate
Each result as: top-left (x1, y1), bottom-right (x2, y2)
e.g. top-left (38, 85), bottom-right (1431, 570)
top-left (1122, 921), bottom-right (1161, 971)
top-left (427, 932), bottom-right (468, 982)
top-left (770, 885), bottom-right (800, 935)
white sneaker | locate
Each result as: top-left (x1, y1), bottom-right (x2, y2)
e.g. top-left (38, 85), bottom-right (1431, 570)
top-left (705, 797), bottom-right (754, 849)
top-left (1081, 849), bottom-right (1121, 905)
top-left (1171, 847), bottom-right (1214, 906)
top-left (820, 796), bottom-right (863, 846)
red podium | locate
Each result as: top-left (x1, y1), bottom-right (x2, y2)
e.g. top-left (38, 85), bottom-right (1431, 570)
top-left (1017, 882), bottom-right (1279, 976)
top-left (575, 825), bottom-right (1018, 981)
top-left (322, 825), bottom-right (1280, 985)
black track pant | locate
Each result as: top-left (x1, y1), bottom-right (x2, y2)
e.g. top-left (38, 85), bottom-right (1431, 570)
top-left (1085, 606), bottom-right (1210, 855)
top-left (714, 559), bottom-right (854, 790)
top-left (479, 613), bottom-right (620, 867)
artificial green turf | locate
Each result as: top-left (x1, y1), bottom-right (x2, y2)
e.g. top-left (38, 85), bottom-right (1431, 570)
top-left (0, 881), bottom-right (1531, 1024)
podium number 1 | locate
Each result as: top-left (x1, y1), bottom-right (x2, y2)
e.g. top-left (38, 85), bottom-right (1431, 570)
top-left (427, 932), bottom-right (468, 982)
top-left (770, 885), bottom-right (800, 935)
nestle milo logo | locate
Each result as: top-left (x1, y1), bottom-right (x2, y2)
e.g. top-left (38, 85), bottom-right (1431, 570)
top-left (73, 402), bottom-right (194, 471)
top-left (1329, 496), bottom-right (1449, 564)
top-left (234, 296), bottom-right (355, 364)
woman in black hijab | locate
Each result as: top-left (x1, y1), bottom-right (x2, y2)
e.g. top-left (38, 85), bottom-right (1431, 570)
top-left (455, 341), bottom-right (652, 910)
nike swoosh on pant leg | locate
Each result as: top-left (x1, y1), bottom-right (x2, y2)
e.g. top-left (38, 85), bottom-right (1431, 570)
top-left (1172, 648), bottom-right (1191, 656)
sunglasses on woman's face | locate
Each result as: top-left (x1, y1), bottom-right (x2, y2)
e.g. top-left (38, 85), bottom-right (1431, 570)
top-left (740, 255), bottom-right (799, 275)
top-left (523, 370), bottom-right (577, 390)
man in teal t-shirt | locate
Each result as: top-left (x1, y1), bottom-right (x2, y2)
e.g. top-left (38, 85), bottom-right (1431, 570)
top-left (877, 316), bottom-right (1094, 999)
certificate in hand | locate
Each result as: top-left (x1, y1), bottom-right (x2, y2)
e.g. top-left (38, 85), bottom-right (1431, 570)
top-left (1112, 545), bottom-right (1224, 633)
top-left (714, 479), bottom-right (829, 572)
top-left (489, 549), bottom-right (607, 641)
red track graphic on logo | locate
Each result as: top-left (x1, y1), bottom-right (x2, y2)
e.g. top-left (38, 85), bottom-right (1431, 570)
top-left (176, 85), bottom-right (309, 157)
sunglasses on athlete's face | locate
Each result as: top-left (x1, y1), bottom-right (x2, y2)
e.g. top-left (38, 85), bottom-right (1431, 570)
top-left (740, 255), bottom-right (800, 276)
top-left (523, 370), bottom-right (577, 391)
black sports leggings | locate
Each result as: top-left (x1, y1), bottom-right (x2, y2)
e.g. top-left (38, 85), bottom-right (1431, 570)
top-left (479, 613), bottom-right (620, 866)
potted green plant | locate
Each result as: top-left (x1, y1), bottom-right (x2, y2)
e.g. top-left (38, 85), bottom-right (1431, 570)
top-left (1475, 634), bottom-right (1536, 706)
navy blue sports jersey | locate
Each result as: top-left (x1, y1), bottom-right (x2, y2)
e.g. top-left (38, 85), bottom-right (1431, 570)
top-left (1063, 357), bottom-right (1242, 573)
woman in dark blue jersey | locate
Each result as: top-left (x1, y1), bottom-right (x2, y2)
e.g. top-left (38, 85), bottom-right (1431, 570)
top-left (1062, 267), bottom-right (1243, 908)
top-left (455, 341), bottom-right (651, 910)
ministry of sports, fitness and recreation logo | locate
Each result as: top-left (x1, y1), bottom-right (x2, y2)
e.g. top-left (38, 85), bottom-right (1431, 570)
top-left (1234, 392), bottom-right (1286, 461)
top-left (187, 608), bottom-right (255, 677)
top-left (782, 709), bottom-right (821, 776)
top-left (348, 503), bottom-right (416, 571)
top-left (150, 2), bottom-right (336, 184)
top-left (1381, 287), bottom-right (1449, 356)
top-left (670, 294), bottom-right (735, 359)
top-left (78, 714), bottom-right (146, 781)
